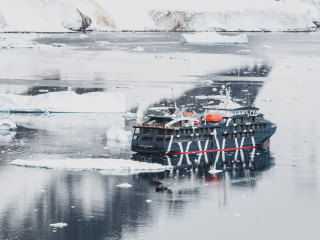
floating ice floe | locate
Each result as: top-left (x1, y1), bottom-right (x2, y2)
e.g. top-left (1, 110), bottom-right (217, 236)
top-left (0, 91), bottom-right (125, 113)
top-left (116, 182), bottom-right (132, 188)
top-left (146, 199), bottom-right (152, 203)
top-left (50, 223), bottom-right (68, 228)
top-left (10, 158), bottom-right (169, 174)
top-left (180, 32), bottom-right (248, 44)
top-left (200, 80), bottom-right (213, 86)
top-left (106, 126), bottom-right (132, 142)
top-left (130, 46), bottom-right (144, 52)
top-left (0, 119), bottom-right (17, 130)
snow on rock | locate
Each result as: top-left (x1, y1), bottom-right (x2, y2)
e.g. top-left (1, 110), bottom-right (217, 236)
top-left (50, 223), bottom-right (68, 228)
top-left (116, 182), bottom-right (132, 188)
top-left (0, 91), bottom-right (125, 113)
top-left (149, 0), bottom-right (320, 32)
top-left (0, 119), bottom-right (17, 130)
top-left (0, 0), bottom-right (319, 32)
top-left (180, 32), bottom-right (248, 44)
top-left (106, 126), bottom-right (132, 142)
top-left (10, 158), bottom-right (168, 174)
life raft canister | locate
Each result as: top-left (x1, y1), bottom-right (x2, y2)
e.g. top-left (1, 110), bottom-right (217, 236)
top-left (205, 114), bottom-right (223, 122)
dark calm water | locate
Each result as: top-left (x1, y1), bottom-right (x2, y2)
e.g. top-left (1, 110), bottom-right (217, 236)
top-left (0, 32), bottom-right (320, 240)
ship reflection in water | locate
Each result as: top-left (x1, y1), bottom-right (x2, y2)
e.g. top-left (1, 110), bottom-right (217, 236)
top-left (133, 148), bottom-right (274, 188)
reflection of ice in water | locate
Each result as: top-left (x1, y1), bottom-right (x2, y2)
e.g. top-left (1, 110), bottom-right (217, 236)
top-left (0, 131), bottom-right (16, 145)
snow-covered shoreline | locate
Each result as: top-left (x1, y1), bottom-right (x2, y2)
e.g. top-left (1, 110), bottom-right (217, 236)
top-left (0, 0), bottom-right (319, 33)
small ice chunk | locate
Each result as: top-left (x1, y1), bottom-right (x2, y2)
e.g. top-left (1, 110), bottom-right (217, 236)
top-left (261, 45), bottom-right (272, 49)
top-left (116, 182), bottom-right (132, 188)
top-left (233, 213), bottom-right (241, 217)
top-left (236, 49), bottom-right (251, 53)
top-left (146, 199), bottom-right (152, 203)
top-left (131, 46), bottom-right (144, 52)
top-left (50, 223), bottom-right (67, 228)
top-left (200, 80), bottom-right (213, 86)
top-left (0, 119), bottom-right (17, 130)
top-left (52, 43), bottom-right (66, 47)
top-left (79, 34), bottom-right (88, 39)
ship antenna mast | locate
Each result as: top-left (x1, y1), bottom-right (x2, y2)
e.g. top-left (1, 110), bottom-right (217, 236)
top-left (172, 88), bottom-right (177, 110)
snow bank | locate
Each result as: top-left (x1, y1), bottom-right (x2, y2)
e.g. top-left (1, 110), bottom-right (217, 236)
top-left (116, 182), bottom-right (132, 188)
top-left (106, 126), bottom-right (132, 142)
top-left (150, 0), bottom-right (320, 32)
top-left (0, 0), bottom-right (319, 32)
top-left (0, 91), bottom-right (125, 113)
top-left (180, 32), bottom-right (248, 44)
top-left (50, 223), bottom-right (68, 228)
top-left (10, 158), bottom-right (168, 174)
top-left (0, 119), bottom-right (17, 130)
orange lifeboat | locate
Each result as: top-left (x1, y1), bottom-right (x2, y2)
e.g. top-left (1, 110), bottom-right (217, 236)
top-left (205, 114), bottom-right (222, 123)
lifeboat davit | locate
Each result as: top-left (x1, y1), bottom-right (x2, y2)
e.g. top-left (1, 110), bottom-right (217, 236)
top-left (205, 114), bottom-right (222, 122)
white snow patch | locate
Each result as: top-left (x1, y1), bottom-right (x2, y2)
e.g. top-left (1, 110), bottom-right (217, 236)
top-left (116, 182), bottom-right (132, 188)
top-left (106, 126), bottom-right (132, 142)
top-left (146, 199), bottom-right (152, 203)
top-left (10, 158), bottom-right (168, 174)
top-left (50, 223), bottom-right (68, 228)
top-left (180, 32), bottom-right (248, 44)
top-left (0, 91), bottom-right (125, 113)
top-left (0, 119), bottom-right (17, 130)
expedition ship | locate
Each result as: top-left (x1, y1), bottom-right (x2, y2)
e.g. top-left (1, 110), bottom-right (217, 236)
top-left (131, 89), bottom-right (276, 155)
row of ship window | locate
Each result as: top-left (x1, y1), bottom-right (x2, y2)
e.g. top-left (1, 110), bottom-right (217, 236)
top-left (136, 123), bottom-right (267, 136)
top-left (137, 132), bottom-right (258, 142)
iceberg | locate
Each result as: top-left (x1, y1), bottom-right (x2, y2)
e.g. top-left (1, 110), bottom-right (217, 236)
top-left (0, 91), bottom-right (125, 113)
top-left (180, 32), bottom-right (248, 44)
top-left (0, 119), bottom-right (17, 130)
top-left (106, 126), bottom-right (132, 142)
top-left (10, 158), bottom-right (168, 174)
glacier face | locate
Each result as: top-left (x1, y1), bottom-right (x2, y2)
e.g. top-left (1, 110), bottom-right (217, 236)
top-left (0, 0), bottom-right (319, 32)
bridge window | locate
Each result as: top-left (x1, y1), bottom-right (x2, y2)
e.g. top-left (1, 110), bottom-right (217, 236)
top-left (134, 128), bottom-right (140, 134)
top-left (142, 137), bottom-right (153, 141)
top-left (144, 128), bottom-right (155, 135)
top-left (158, 129), bottom-right (165, 135)
top-left (166, 130), bottom-right (173, 135)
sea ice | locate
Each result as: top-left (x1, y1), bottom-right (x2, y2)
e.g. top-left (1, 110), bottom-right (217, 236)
top-left (0, 119), bottom-right (17, 130)
top-left (0, 91), bottom-right (126, 113)
top-left (50, 223), bottom-right (68, 228)
top-left (116, 183), bottom-right (132, 188)
top-left (180, 32), bottom-right (248, 44)
top-left (146, 199), bottom-right (152, 203)
top-left (10, 158), bottom-right (168, 174)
